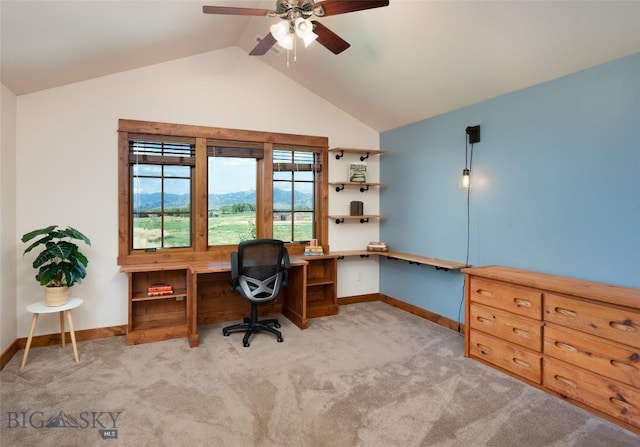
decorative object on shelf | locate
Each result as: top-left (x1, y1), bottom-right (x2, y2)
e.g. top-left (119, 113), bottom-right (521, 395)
top-left (367, 241), bottom-right (388, 252)
top-left (350, 201), bottom-right (364, 216)
top-left (147, 282), bottom-right (174, 296)
top-left (304, 246), bottom-right (325, 256)
top-left (21, 225), bottom-right (91, 307)
top-left (349, 162), bottom-right (367, 182)
top-left (304, 237), bottom-right (324, 255)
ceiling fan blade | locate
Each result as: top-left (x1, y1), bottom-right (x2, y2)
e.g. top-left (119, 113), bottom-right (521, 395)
top-left (311, 21), bottom-right (350, 55)
top-left (202, 6), bottom-right (271, 16)
top-left (314, 0), bottom-right (389, 17)
top-left (249, 33), bottom-right (277, 56)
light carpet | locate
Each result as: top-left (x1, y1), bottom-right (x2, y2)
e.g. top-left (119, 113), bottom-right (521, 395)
top-left (1, 301), bottom-right (639, 446)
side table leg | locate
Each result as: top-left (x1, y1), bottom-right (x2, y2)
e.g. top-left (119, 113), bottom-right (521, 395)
top-left (20, 313), bottom-right (39, 369)
top-left (66, 310), bottom-right (80, 363)
top-left (59, 311), bottom-right (66, 349)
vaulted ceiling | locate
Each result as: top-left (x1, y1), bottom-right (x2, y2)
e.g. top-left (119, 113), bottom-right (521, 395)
top-left (2, 1), bottom-right (640, 132)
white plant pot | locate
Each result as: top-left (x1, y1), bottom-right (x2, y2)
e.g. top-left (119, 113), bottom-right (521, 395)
top-left (44, 286), bottom-right (69, 307)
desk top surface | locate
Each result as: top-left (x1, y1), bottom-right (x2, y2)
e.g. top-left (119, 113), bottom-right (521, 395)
top-left (121, 257), bottom-right (311, 274)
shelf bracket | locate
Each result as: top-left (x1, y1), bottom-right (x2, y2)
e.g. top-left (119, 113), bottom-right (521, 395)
top-left (335, 218), bottom-right (345, 224)
top-left (335, 184), bottom-right (345, 192)
top-left (359, 184), bottom-right (370, 192)
top-left (359, 218), bottom-right (370, 223)
top-left (360, 153), bottom-right (370, 161)
top-left (337, 256), bottom-right (345, 260)
top-left (335, 150), bottom-right (345, 160)
top-left (435, 266), bottom-right (450, 271)
top-left (359, 254), bottom-right (370, 258)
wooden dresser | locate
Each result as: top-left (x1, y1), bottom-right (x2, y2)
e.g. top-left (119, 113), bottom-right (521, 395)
top-left (463, 265), bottom-right (640, 434)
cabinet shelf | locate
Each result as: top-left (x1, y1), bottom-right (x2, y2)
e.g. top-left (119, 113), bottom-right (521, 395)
top-left (308, 280), bottom-right (335, 287)
top-left (329, 147), bottom-right (386, 161)
top-left (329, 181), bottom-right (385, 192)
top-left (329, 215), bottom-right (385, 224)
top-left (132, 289), bottom-right (188, 302)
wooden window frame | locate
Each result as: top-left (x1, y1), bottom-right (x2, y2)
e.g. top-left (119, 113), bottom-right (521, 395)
top-left (118, 119), bottom-right (329, 265)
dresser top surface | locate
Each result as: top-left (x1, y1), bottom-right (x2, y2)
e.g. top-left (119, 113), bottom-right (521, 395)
top-left (463, 265), bottom-right (640, 309)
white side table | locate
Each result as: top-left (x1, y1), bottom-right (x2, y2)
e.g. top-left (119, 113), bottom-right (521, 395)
top-left (21, 297), bottom-right (83, 368)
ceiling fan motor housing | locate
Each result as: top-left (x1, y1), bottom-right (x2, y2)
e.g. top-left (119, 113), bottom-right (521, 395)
top-left (275, 0), bottom-right (318, 18)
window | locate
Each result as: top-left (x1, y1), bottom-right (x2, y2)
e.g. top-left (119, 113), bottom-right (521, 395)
top-left (272, 148), bottom-right (319, 243)
top-left (130, 139), bottom-right (194, 250)
top-left (207, 143), bottom-right (263, 246)
top-left (118, 119), bottom-right (328, 265)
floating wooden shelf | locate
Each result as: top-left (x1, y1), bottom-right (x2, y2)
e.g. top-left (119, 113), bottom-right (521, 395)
top-left (329, 147), bottom-right (386, 161)
top-left (329, 181), bottom-right (385, 192)
top-left (329, 215), bottom-right (385, 224)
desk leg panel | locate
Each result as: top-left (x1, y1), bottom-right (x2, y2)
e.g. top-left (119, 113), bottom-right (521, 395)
top-left (282, 264), bottom-right (308, 330)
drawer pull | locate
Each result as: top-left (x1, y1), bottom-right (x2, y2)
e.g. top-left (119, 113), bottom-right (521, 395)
top-left (476, 343), bottom-right (491, 355)
top-left (610, 359), bottom-right (639, 372)
top-left (609, 397), bottom-right (638, 412)
top-left (554, 375), bottom-right (577, 388)
top-left (609, 321), bottom-right (637, 333)
top-left (476, 288), bottom-right (493, 297)
top-left (512, 358), bottom-right (531, 369)
top-left (476, 316), bottom-right (493, 325)
top-left (554, 307), bottom-right (577, 318)
top-left (513, 298), bottom-right (532, 308)
top-left (555, 342), bottom-right (578, 352)
top-left (512, 328), bottom-right (531, 339)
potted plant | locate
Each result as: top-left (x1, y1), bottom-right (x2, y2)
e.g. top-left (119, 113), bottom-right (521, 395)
top-left (22, 225), bottom-right (91, 306)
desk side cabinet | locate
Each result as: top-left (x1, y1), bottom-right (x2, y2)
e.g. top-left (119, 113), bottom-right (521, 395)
top-left (125, 267), bottom-right (190, 345)
top-left (305, 256), bottom-right (339, 318)
top-left (463, 265), bottom-right (640, 435)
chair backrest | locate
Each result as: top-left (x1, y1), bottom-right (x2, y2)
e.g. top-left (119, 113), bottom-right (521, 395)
top-left (231, 239), bottom-right (290, 303)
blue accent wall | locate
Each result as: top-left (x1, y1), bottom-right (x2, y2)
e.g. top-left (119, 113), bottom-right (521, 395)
top-left (380, 53), bottom-right (640, 323)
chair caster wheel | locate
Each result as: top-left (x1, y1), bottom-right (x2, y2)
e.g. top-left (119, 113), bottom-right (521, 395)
top-left (243, 341), bottom-right (250, 347)
top-left (275, 323), bottom-right (281, 328)
top-left (277, 337), bottom-right (283, 343)
top-left (222, 330), bottom-right (230, 336)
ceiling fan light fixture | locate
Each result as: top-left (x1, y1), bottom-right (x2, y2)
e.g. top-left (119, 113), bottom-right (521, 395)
top-left (302, 31), bottom-right (318, 47)
top-left (270, 21), bottom-right (294, 50)
top-left (294, 17), bottom-right (317, 47)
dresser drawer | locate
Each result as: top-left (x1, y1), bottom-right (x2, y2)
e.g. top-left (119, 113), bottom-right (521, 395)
top-left (544, 323), bottom-right (640, 389)
top-left (469, 330), bottom-right (541, 383)
top-left (544, 357), bottom-right (640, 428)
top-left (544, 293), bottom-right (640, 349)
top-left (469, 277), bottom-right (542, 320)
top-left (470, 303), bottom-right (542, 352)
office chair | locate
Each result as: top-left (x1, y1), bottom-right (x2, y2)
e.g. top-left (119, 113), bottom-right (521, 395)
top-left (222, 239), bottom-right (290, 347)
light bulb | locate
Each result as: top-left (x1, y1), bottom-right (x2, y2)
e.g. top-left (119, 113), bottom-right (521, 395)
top-left (461, 169), bottom-right (470, 188)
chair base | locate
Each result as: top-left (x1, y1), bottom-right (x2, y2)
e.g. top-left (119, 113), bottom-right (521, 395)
top-left (222, 306), bottom-right (283, 347)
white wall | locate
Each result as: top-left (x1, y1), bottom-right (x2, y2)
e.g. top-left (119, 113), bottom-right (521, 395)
top-left (1, 83), bottom-right (18, 352)
top-left (15, 47), bottom-right (380, 338)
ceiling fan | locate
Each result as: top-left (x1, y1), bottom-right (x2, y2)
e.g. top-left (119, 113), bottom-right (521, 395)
top-left (203, 0), bottom-right (390, 56)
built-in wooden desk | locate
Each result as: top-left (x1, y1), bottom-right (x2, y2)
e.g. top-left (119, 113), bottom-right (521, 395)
top-left (121, 254), bottom-right (339, 347)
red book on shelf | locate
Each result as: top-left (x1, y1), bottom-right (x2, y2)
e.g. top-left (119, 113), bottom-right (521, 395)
top-left (148, 283), bottom-right (173, 293)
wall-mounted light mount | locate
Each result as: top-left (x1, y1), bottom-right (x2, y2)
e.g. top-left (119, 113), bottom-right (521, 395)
top-left (466, 125), bottom-right (481, 144)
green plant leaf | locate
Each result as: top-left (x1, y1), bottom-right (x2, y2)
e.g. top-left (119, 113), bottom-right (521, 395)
top-left (23, 234), bottom-right (54, 255)
top-left (64, 227), bottom-right (91, 246)
top-left (21, 225), bottom-right (58, 243)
